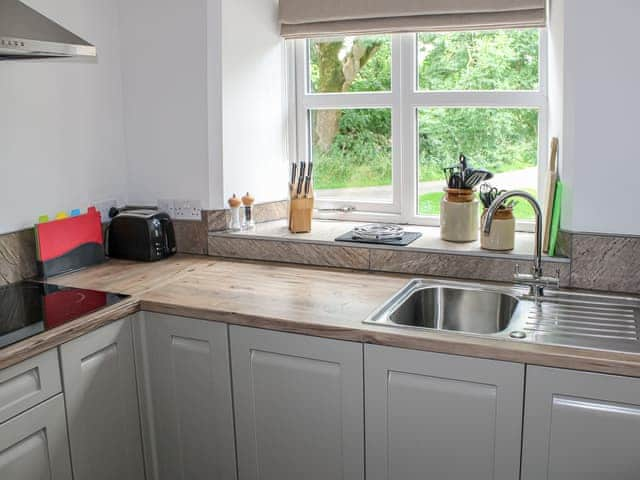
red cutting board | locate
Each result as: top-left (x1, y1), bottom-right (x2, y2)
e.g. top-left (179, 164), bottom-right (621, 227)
top-left (35, 207), bottom-right (105, 278)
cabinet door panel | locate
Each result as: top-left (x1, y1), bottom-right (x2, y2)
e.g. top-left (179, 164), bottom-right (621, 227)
top-left (60, 317), bottom-right (145, 480)
top-left (0, 394), bottom-right (72, 480)
top-left (523, 366), bottom-right (640, 480)
top-left (0, 350), bottom-right (61, 424)
top-left (134, 312), bottom-right (236, 480)
top-left (230, 325), bottom-right (364, 480)
top-left (366, 344), bottom-right (524, 480)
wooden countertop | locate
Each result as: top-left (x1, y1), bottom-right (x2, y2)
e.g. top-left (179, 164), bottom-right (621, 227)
top-left (3, 254), bottom-right (640, 377)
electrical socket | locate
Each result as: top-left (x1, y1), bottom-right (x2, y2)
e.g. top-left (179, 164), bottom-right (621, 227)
top-left (174, 199), bottom-right (202, 220)
top-left (157, 199), bottom-right (176, 218)
top-left (93, 199), bottom-right (118, 223)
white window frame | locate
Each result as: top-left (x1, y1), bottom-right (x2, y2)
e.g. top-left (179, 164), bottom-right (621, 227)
top-left (290, 31), bottom-right (548, 231)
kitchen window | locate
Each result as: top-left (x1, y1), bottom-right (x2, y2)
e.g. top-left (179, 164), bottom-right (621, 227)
top-left (290, 29), bottom-right (547, 229)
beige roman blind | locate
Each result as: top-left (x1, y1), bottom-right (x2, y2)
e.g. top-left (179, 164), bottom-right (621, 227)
top-left (279, 0), bottom-right (546, 38)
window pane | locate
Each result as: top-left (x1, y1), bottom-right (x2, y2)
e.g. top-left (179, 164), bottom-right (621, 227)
top-left (308, 35), bottom-right (391, 93)
top-left (417, 107), bottom-right (538, 219)
top-left (417, 29), bottom-right (539, 91)
top-left (311, 108), bottom-right (392, 203)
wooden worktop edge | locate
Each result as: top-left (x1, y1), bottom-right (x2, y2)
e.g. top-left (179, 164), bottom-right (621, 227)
top-left (140, 299), bottom-right (640, 378)
top-left (0, 298), bottom-right (141, 370)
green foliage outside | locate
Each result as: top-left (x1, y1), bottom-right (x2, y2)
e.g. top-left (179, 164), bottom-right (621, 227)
top-left (418, 107), bottom-right (538, 181)
top-left (309, 30), bottom-right (541, 210)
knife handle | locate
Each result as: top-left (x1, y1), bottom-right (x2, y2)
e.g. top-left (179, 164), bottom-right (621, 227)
top-left (304, 176), bottom-right (312, 196)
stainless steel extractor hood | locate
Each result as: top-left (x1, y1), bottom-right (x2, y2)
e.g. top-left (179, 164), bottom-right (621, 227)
top-left (0, 0), bottom-right (96, 60)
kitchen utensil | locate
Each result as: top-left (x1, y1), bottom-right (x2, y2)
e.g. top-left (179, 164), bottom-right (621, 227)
top-left (459, 154), bottom-right (468, 179)
top-left (479, 184), bottom-right (515, 211)
top-left (352, 224), bottom-right (405, 241)
top-left (304, 161), bottom-right (314, 197)
top-left (296, 161), bottom-right (306, 197)
top-left (479, 184), bottom-right (499, 208)
top-left (449, 172), bottom-right (463, 189)
top-left (548, 180), bottom-right (563, 256)
top-left (464, 169), bottom-right (493, 188)
top-left (335, 230), bottom-right (421, 246)
top-left (228, 194), bottom-right (242, 231)
top-left (543, 137), bottom-right (559, 252)
top-left (241, 193), bottom-right (255, 229)
top-left (443, 167), bottom-right (456, 186)
top-left (304, 176), bottom-right (311, 197)
top-left (290, 162), bottom-right (297, 187)
top-left (35, 207), bottom-right (105, 278)
top-left (289, 160), bottom-right (314, 233)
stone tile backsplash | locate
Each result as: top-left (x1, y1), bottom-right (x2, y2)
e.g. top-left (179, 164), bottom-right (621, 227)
top-left (369, 248), bottom-right (571, 287)
top-left (0, 228), bottom-right (38, 285)
top-left (1, 217), bottom-right (639, 296)
top-left (570, 233), bottom-right (640, 294)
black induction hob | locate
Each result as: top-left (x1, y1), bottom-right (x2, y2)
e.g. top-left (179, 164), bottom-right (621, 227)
top-left (0, 281), bottom-right (129, 349)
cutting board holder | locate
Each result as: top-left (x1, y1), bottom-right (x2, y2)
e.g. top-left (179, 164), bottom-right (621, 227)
top-left (289, 197), bottom-right (314, 233)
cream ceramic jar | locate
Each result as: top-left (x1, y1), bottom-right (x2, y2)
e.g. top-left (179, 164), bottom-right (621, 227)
top-left (440, 188), bottom-right (479, 243)
top-left (480, 208), bottom-right (515, 251)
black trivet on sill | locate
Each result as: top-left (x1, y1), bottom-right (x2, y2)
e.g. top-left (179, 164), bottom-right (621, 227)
top-left (334, 231), bottom-right (422, 246)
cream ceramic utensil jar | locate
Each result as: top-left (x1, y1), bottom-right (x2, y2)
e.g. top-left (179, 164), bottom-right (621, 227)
top-left (440, 188), bottom-right (479, 242)
top-left (481, 207), bottom-right (515, 251)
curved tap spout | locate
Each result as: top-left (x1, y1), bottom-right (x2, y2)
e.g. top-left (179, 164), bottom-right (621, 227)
top-left (483, 190), bottom-right (543, 278)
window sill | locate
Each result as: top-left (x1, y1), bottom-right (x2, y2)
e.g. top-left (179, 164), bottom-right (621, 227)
top-left (209, 219), bottom-right (568, 264)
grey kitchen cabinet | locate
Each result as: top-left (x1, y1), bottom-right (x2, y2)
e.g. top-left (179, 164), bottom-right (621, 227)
top-left (60, 316), bottom-right (145, 480)
top-left (365, 344), bottom-right (525, 480)
top-left (230, 325), bottom-right (364, 480)
top-left (0, 349), bottom-right (61, 425)
top-left (133, 312), bottom-right (237, 480)
top-left (0, 394), bottom-right (72, 480)
top-left (522, 365), bottom-right (640, 480)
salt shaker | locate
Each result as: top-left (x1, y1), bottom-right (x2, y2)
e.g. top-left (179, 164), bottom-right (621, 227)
top-left (228, 194), bottom-right (242, 231)
top-left (241, 192), bottom-right (255, 230)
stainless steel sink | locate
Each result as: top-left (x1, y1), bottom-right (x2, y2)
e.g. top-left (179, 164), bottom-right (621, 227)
top-left (365, 279), bottom-right (640, 354)
top-left (388, 287), bottom-right (519, 334)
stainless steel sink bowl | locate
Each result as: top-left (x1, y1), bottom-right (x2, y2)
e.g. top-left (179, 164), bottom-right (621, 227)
top-left (388, 287), bottom-right (519, 334)
top-left (364, 279), bottom-right (640, 355)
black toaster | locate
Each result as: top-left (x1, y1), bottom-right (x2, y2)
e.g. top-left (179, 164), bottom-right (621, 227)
top-left (106, 209), bottom-right (177, 261)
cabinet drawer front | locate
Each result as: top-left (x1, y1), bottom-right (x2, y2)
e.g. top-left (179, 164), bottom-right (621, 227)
top-left (0, 394), bottom-right (72, 480)
top-left (230, 325), bottom-right (364, 480)
top-left (365, 345), bottom-right (524, 480)
top-left (0, 349), bottom-right (61, 424)
top-left (523, 366), bottom-right (640, 480)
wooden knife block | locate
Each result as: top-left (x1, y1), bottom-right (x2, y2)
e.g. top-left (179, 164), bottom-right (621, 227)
top-left (289, 197), bottom-right (314, 233)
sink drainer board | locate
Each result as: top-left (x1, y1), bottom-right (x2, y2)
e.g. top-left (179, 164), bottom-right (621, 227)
top-left (364, 278), bottom-right (640, 355)
top-left (526, 300), bottom-right (639, 341)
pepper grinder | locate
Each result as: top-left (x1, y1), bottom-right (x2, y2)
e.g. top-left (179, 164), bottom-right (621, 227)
top-left (241, 192), bottom-right (255, 230)
top-left (228, 194), bottom-right (242, 231)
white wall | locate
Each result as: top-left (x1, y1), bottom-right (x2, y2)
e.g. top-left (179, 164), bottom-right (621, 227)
top-left (553, 0), bottom-right (640, 235)
top-left (119, 0), bottom-right (288, 210)
top-left (220, 0), bottom-right (288, 207)
top-left (0, 0), bottom-right (126, 234)
top-left (118, 0), bottom-right (212, 208)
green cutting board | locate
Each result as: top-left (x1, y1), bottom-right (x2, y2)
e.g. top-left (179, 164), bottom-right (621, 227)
top-left (548, 180), bottom-right (563, 257)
